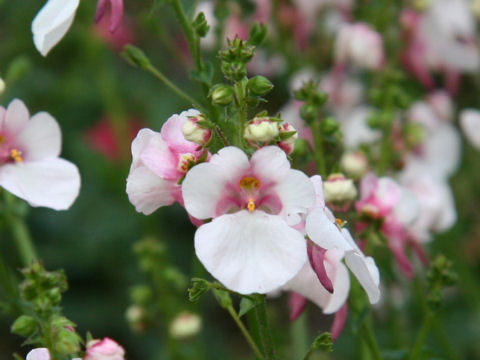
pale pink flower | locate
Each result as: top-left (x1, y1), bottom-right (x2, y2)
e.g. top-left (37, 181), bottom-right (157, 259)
top-left (0, 99), bottom-right (80, 210)
top-left (126, 109), bottom-right (207, 215)
top-left (334, 23), bottom-right (385, 70)
top-left (85, 338), bottom-right (125, 360)
top-left (95, 0), bottom-right (124, 34)
top-left (341, 106), bottom-right (381, 150)
top-left (182, 146), bottom-right (315, 294)
top-left (26, 348), bottom-right (80, 360)
top-left (460, 109), bottom-right (480, 149)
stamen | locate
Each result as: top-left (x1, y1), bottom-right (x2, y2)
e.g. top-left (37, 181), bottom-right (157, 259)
top-left (10, 149), bottom-right (23, 163)
top-left (0, 135), bottom-right (5, 144)
top-left (335, 218), bottom-right (346, 228)
top-left (247, 198), bottom-right (256, 212)
top-left (240, 177), bottom-right (260, 190)
top-left (178, 153), bottom-right (196, 173)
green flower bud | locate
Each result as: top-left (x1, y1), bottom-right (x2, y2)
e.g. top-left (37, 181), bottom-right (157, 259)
top-left (248, 22), bottom-right (267, 46)
top-left (209, 84), bottom-right (234, 105)
top-left (247, 76), bottom-right (274, 96)
top-left (55, 328), bottom-right (81, 355)
top-left (300, 104), bottom-right (317, 123)
top-left (193, 12), bottom-right (210, 38)
top-left (321, 117), bottom-right (339, 135)
top-left (122, 45), bottom-right (151, 69)
top-left (11, 315), bottom-right (37, 337)
top-left (188, 278), bottom-right (210, 302)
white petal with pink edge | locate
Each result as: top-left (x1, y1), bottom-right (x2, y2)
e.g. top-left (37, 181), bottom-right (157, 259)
top-left (126, 165), bottom-right (177, 215)
top-left (32, 0), bottom-right (80, 56)
top-left (0, 158), bottom-right (80, 210)
top-left (26, 348), bottom-right (51, 360)
top-left (161, 109), bottom-right (200, 153)
top-left (194, 210), bottom-right (307, 294)
top-left (17, 111), bottom-right (61, 161)
top-left (250, 146), bottom-right (291, 182)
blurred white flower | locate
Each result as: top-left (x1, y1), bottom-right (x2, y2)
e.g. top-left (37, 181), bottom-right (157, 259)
top-left (460, 109), bottom-right (480, 149)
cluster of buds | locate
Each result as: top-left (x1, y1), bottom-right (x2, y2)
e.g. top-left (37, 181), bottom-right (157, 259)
top-left (243, 115), bottom-right (298, 155)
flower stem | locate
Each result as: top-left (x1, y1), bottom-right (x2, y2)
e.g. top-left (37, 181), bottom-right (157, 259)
top-left (255, 295), bottom-right (278, 360)
top-left (408, 310), bottom-right (433, 360)
top-left (234, 80), bottom-right (247, 148)
top-left (312, 120), bottom-right (326, 177)
top-left (292, 312), bottom-right (309, 359)
top-left (226, 305), bottom-right (265, 360)
top-left (145, 64), bottom-right (204, 110)
top-left (361, 318), bottom-right (383, 360)
top-left (7, 215), bottom-right (37, 267)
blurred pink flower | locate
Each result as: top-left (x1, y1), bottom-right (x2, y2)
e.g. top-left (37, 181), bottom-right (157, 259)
top-left (0, 99), bottom-right (80, 210)
top-left (95, 0), bottom-right (124, 34)
top-left (85, 337), bottom-right (125, 360)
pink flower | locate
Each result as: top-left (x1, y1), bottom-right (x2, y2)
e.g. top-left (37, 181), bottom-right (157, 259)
top-left (334, 23), bottom-right (385, 70)
top-left (0, 99), bottom-right (80, 210)
top-left (126, 109), bottom-right (207, 215)
top-left (182, 146), bottom-right (315, 294)
top-left (95, 0), bottom-right (124, 34)
top-left (85, 338), bottom-right (125, 360)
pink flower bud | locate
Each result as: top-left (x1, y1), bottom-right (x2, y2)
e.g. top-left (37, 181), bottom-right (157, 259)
top-left (277, 123), bottom-right (298, 155)
top-left (181, 115), bottom-right (212, 146)
top-left (244, 117), bottom-right (279, 143)
top-left (85, 338), bottom-right (125, 360)
top-left (335, 23), bottom-right (385, 70)
top-left (323, 173), bottom-right (357, 204)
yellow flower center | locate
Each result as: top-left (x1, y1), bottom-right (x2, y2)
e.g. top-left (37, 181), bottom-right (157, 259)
top-left (239, 177), bottom-right (260, 191)
top-left (10, 149), bottom-right (23, 163)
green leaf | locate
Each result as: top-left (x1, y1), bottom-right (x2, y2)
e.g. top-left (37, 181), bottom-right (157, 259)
top-left (188, 278), bottom-right (211, 302)
top-left (311, 332), bottom-right (333, 352)
top-left (212, 288), bottom-right (232, 309)
top-left (238, 296), bottom-right (261, 317)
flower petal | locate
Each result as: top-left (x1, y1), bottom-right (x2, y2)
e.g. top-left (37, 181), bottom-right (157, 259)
top-left (194, 210), bottom-right (307, 294)
top-left (182, 147), bottom-right (249, 219)
top-left (26, 348), bottom-right (50, 360)
top-left (32, 0), bottom-right (80, 56)
top-left (161, 110), bottom-right (200, 153)
top-left (0, 158), bottom-right (80, 210)
top-left (4, 99), bottom-right (30, 136)
top-left (251, 146), bottom-right (291, 182)
top-left (460, 108), bottom-right (480, 149)
top-left (344, 251), bottom-right (380, 304)
top-left (17, 111), bottom-right (61, 161)
top-left (126, 165), bottom-right (178, 215)
top-left (306, 208), bottom-right (352, 251)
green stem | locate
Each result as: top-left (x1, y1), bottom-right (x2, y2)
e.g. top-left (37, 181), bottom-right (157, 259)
top-left (255, 296), bottom-right (278, 360)
top-left (7, 215), bottom-right (37, 267)
top-left (145, 64), bottom-right (204, 110)
top-left (361, 319), bottom-right (383, 360)
top-left (234, 80), bottom-right (247, 148)
top-left (408, 311), bottom-right (433, 360)
top-left (226, 305), bottom-right (265, 360)
top-left (312, 120), bottom-right (326, 177)
top-left (292, 312), bottom-right (309, 359)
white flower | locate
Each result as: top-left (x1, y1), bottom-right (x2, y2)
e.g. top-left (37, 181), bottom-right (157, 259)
top-left (0, 99), bottom-right (80, 210)
top-left (460, 109), bottom-right (480, 149)
top-left (32, 0), bottom-right (80, 56)
top-left (182, 146), bottom-right (315, 294)
top-left (26, 348), bottom-right (81, 360)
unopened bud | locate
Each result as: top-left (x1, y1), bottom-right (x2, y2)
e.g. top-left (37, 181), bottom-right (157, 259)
top-left (247, 76), bottom-right (274, 96)
top-left (85, 338), bottom-right (125, 360)
top-left (323, 173), bottom-right (357, 203)
top-left (11, 315), bottom-right (36, 337)
top-left (182, 115), bottom-right (212, 146)
top-left (0, 77), bottom-right (5, 95)
top-left (126, 305), bottom-right (148, 332)
top-left (209, 84), bottom-right (234, 105)
top-left (193, 12), bottom-right (210, 37)
top-left (321, 116), bottom-right (339, 135)
top-left (244, 117), bottom-right (279, 143)
top-left (248, 22), bottom-right (267, 46)
top-left (169, 312), bottom-right (202, 339)
top-left (277, 123), bottom-right (298, 155)
top-left (122, 45), bottom-right (151, 69)
top-left (340, 151), bottom-right (368, 179)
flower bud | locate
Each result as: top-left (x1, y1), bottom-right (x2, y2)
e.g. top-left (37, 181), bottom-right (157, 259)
top-left (85, 338), bottom-right (125, 360)
top-left (11, 315), bottom-right (36, 337)
top-left (0, 77), bottom-right (5, 95)
top-left (209, 84), bottom-right (234, 105)
top-left (126, 305), bottom-right (148, 332)
top-left (244, 117), bottom-right (279, 143)
top-left (182, 114), bottom-right (212, 146)
top-left (321, 116), bottom-right (339, 135)
top-left (323, 173), bottom-right (357, 203)
top-left (247, 76), bottom-right (274, 96)
top-left (169, 311), bottom-right (202, 339)
top-left (340, 151), bottom-right (368, 179)
top-left (277, 123), bottom-right (298, 155)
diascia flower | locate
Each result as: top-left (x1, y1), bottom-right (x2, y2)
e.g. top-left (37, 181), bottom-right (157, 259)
top-left (26, 348), bottom-right (80, 360)
top-left (84, 337), bottom-right (125, 360)
top-left (126, 109), bottom-right (208, 215)
top-left (0, 99), bottom-right (80, 210)
top-left (182, 146), bottom-right (315, 294)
